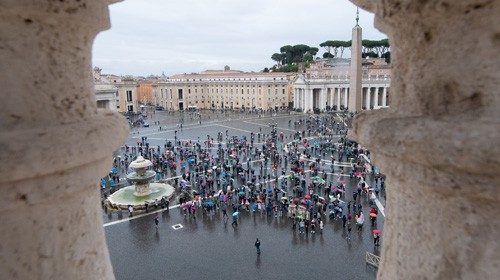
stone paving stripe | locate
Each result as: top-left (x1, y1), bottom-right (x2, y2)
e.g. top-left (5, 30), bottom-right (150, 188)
top-left (215, 123), bottom-right (253, 133)
top-left (242, 120), bottom-right (297, 132)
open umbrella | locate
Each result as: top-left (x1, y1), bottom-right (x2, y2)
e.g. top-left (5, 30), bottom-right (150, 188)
top-left (372, 229), bottom-right (381, 235)
top-left (182, 201), bottom-right (193, 208)
top-left (232, 211), bottom-right (239, 217)
top-left (370, 213), bottom-right (378, 218)
top-left (304, 194), bottom-right (311, 200)
top-left (204, 200), bottom-right (214, 207)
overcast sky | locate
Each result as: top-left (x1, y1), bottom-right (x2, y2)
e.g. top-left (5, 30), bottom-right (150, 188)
top-left (92, 0), bottom-right (385, 76)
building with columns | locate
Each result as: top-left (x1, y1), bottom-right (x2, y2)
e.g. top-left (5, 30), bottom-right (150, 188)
top-left (153, 67), bottom-right (295, 111)
top-left (293, 21), bottom-right (391, 113)
top-left (293, 58), bottom-right (390, 112)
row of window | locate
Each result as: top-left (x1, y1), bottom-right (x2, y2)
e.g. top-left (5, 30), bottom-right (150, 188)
top-left (159, 88), bottom-right (287, 99)
top-left (170, 77), bottom-right (286, 82)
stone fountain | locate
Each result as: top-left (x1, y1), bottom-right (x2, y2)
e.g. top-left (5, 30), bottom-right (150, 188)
top-left (127, 156), bottom-right (156, 196)
top-left (106, 156), bottom-right (174, 211)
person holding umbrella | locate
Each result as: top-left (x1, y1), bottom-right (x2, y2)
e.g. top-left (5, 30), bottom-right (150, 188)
top-left (373, 229), bottom-right (381, 246)
top-left (232, 211), bottom-right (239, 227)
top-left (370, 207), bottom-right (378, 226)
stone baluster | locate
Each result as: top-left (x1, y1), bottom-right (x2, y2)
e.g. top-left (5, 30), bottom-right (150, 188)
top-left (382, 87), bottom-right (387, 107)
top-left (0, 0), bottom-right (127, 279)
top-left (349, 0), bottom-right (500, 278)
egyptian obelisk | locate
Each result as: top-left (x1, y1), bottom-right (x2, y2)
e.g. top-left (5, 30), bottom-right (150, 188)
top-left (348, 8), bottom-right (362, 112)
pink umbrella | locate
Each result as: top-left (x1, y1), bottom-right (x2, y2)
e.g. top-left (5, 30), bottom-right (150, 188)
top-left (370, 213), bottom-right (377, 218)
top-left (182, 201), bottom-right (193, 209)
top-left (373, 229), bottom-right (381, 235)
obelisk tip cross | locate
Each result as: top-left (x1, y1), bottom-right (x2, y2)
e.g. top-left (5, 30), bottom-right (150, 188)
top-left (356, 7), bottom-right (359, 25)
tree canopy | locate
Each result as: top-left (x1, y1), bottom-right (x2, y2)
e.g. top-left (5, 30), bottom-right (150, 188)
top-left (319, 40), bottom-right (351, 58)
top-left (361, 39), bottom-right (390, 58)
top-left (266, 38), bottom-right (390, 73)
top-left (270, 44), bottom-right (319, 72)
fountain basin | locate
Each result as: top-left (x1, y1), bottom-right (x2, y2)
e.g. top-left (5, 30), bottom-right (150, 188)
top-left (126, 170), bottom-right (156, 183)
top-left (106, 183), bottom-right (174, 211)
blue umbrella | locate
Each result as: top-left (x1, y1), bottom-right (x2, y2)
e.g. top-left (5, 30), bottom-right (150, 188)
top-left (204, 200), bottom-right (214, 207)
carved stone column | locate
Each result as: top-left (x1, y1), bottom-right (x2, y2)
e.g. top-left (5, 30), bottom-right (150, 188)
top-left (349, 0), bottom-right (499, 278)
top-left (0, 0), bottom-right (127, 279)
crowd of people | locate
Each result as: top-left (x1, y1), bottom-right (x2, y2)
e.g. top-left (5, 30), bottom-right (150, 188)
top-left (103, 110), bottom-right (385, 247)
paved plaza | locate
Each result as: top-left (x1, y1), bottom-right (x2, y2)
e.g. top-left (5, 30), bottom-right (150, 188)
top-left (102, 110), bottom-right (385, 280)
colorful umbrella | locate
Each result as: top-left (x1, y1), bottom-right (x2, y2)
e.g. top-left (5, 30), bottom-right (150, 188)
top-left (370, 213), bottom-right (377, 218)
top-left (204, 200), bottom-right (214, 207)
top-left (373, 229), bottom-right (381, 235)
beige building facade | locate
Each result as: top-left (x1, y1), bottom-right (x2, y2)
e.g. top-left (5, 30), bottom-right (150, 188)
top-left (101, 75), bottom-right (139, 113)
top-left (153, 67), bottom-right (294, 111)
top-left (93, 68), bottom-right (140, 113)
top-left (116, 80), bottom-right (139, 113)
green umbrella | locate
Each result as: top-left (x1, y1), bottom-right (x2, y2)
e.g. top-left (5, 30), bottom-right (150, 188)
top-left (312, 176), bottom-right (325, 184)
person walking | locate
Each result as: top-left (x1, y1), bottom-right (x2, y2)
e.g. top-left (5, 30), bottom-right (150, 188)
top-left (346, 220), bottom-right (352, 241)
top-left (154, 215), bottom-right (159, 229)
top-left (231, 212), bottom-right (239, 227)
top-left (254, 238), bottom-right (261, 255)
top-left (222, 203), bottom-right (229, 221)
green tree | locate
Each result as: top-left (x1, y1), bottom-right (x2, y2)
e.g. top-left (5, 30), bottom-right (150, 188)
top-left (319, 40), bottom-right (335, 56)
top-left (381, 51), bottom-right (391, 63)
top-left (303, 53), bottom-right (314, 62)
top-left (271, 53), bottom-right (285, 66)
top-left (339, 40), bottom-right (351, 58)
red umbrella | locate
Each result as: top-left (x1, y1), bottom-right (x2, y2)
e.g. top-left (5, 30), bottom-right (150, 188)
top-left (304, 194), bottom-right (311, 199)
top-left (372, 229), bottom-right (381, 235)
top-left (370, 213), bottom-right (378, 218)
